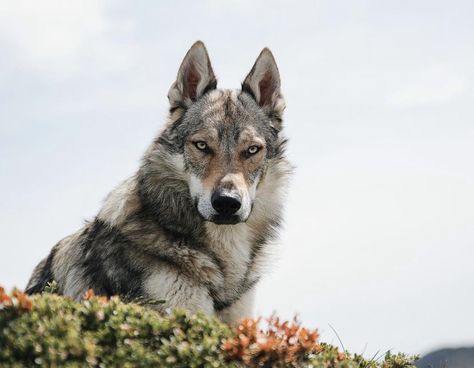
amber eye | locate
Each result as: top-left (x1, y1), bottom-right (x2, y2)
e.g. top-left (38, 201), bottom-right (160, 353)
top-left (195, 141), bottom-right (208, 151)
top-left (247, 145), bottom-right (260, 155)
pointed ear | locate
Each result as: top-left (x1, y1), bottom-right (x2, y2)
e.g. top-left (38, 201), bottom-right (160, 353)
top-left (242, 48), bottom-right (285, 125)
top-left (168, 41), bottom-right (217, 108)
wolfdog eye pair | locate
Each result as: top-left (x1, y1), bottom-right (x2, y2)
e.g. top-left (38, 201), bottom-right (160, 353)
top-left (194, 141), bottom-right (260, 156)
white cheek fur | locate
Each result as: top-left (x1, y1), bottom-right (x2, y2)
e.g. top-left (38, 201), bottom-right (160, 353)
top-left (189, 174), bottom-right (215, 219)
top-left (234, 174), bottom-right (260, 220)
top-left (188, 174), bottom-right (203, 199)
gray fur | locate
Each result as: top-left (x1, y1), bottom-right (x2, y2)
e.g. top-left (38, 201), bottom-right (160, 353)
top-left (26, 41), bottom-right (292, 324)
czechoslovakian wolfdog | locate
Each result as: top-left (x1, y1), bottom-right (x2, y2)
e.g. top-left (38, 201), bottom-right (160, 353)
top-left (26, 41), bottom-right (291, 324)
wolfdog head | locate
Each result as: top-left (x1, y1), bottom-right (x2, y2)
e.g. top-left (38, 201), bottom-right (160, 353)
top-left (141, 41), bottom-right (287, 227)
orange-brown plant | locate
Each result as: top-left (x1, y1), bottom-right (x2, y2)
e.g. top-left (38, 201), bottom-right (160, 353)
top-left (0, 287), bottom-right (31, 311)
top-left (82, 288), bottom-right (108, 304)
top-left (222, 315), bottom-right (322, 367)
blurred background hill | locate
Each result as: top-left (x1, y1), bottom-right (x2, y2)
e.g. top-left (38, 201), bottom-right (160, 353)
top-left (417, 347), bottom-right (474, 368)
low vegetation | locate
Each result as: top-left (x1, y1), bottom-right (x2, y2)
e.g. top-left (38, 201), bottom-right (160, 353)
top-left (0, 285), bottom-right (417, 367)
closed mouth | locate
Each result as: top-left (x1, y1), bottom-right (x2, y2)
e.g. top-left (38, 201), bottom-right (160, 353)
top-left (209, 214), bottom-right (241, 225)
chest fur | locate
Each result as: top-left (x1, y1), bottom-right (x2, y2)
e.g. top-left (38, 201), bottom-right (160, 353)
top-left (205, 223), bottom-right (254, 295)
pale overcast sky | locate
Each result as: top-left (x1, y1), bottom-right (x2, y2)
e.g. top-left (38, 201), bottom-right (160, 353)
top-left (1, 0), bottom-right (473, 357)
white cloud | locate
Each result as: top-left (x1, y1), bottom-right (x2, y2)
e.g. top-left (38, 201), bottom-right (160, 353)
top-left (387, 65), bottom-right (468, 107)
top-left (0, 0), bottom-right (134, 73)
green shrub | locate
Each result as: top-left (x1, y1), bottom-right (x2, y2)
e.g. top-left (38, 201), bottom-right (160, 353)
top-left (0, 287), bottom-right (417, 367)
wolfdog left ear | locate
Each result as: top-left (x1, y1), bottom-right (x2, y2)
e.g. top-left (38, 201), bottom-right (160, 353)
top-left (168, 41), bottom-right (217, 108)
top-left (242, 48), bottom-right (285, 129)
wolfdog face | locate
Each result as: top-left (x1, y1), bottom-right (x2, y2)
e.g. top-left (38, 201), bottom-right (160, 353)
top-left (151, 41), bottom-right (285, 225)
top-left (183, 91), bottom-right (272, 224)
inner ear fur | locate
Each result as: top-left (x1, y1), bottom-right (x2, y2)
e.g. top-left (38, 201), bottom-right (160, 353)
top-left (168, 41), bottom-right (217, 108)
top-left (242, 48), bottom-right (285, 129)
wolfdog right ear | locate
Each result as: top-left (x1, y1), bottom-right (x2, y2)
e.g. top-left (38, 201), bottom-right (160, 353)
top-left (168, 41), bottom-right (217, 108)
top-left (242, 48), bottom-right (285, 130)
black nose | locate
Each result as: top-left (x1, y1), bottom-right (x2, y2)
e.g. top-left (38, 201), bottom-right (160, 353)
top-left (211, 190), bottom-right (241, 215)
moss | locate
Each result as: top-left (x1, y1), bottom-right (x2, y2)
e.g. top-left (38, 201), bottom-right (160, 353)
top-left (0, 287), bottom-right (417, 367)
